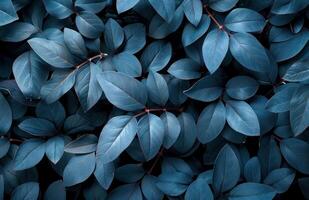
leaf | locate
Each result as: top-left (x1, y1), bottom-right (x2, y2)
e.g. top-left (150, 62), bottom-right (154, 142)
top-left (14, 139), bottom-right (45, 170)
top-left (156, 171), bottom-right (191, 196)
top-left (12, 51), bottom-right (48, 98)
top-left (202, 29), bottom-right (229, 73)
top-left (64, 28), bottom-right (87, 59)
top-left (115, 163), bottom-right (145, 183)
top-left (271, 0), bottom-right (309, 15)
top-left (146, 71), bottom-right (169, 105)
top-left (290, 86), bottom-right (309, 135)
top-left (280, 138), bottom-right (309, 174)
top-left (229, 32), bottom-right (269, 72)
top-left (197, 101), bottom-right (226, 143)
top-left (0, 22), bottom-right (38, 42)
top-left (264, 168), bottom-right (295, 193)
top-left (208, 0), bottom-right (238, 12)
top-left (40, 70), bottom-right (77, 104)
top-left (160, 112), bottom-right (181, 149)
top-left (244, 157), bottom-right (261, 183)
top-left (63, 114), bottom-right (94, 134)
top-left (28, 38), bottom-right (76, 68)
top-left (76, 11), bottom-right (104, 39)
top-left (63, 153), bottom-right (96, 186)
top-left (213, 144), bottom-right (240, 193)
top-left (18, 117), bottom-right (57, 136)
top-left (183, 0), bottom-right (203, 26)
top-left (108, 183), bottom-right (143, 200)
top-left (140, 40), bottom-right (172, 72)
top-left (116, 0), bottom-right (139, 14)
top-left (96, 115), bottom-right (138, 163)
top-left (75, 0), bottom-right (109, 13)
top-left (229, 183), bottom-right (276, 200)
top-left (104, 18), bottom-right (124, 51)
top-left (75, 63), bottom-right (102, 111)
top-left (283, 60), bottom-right (309, 82)
top-left (226, 100), bottom-right (260, 136)
top-left (137, 113), bottom-right (164, 160)
top-left (97, 71), bottom-right (147, 111)
top-left (148, 0), bottom-right (175, 22)
top-left (36, 101), bottom-right (66, 127)
top-left (168, 78), bottom-right (190, 106)
top-left (64, 134), bottom-right (97, 154)
top-left (43, 0), bottom-right (73, 19)
top-left (185, 178), bottom-right (214, 200)
top-left (44, 180), bottom-right (66, 200)
top-left (184, 74), bottom-right (223, 102)
top-left (299, 177), bottom-right (309, 199)
top-left (0, 92), bottom-right (12, 134)
top-left (46, 136), bottom-right (65, 164)
top-left (270, 30), bottom-right (309, 62)
top-left (83, 182), bottom-right (107, 200)
top-left (11, 182), bottom-right (39, 200)
top-left (141, 175), bottom-right (163, 200)
top-left (94, 158), bottom-right (115, 189)
top-left (168, 58), bottom-right (201, 80)
top-left (224, 8), bottom-right (266, 33)
top-left (112, 52), bottom-right (142, 77)
top-left (182, 15), bottom-right (210, 47)
top-left (226, 76), bottom-right (259, 100)
top-left (0, 0), bottom-right (18, 26)
top-left (123, 23), bottom-right (146, 54)
top-left (0, 138), bottom-right (10, 159)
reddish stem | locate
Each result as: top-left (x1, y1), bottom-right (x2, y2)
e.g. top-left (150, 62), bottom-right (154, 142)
top-left (204, 5), bottom-right (231, 36)
top-left (10, 138), bottom-right (23, 143)
top-left (148, 148), bottom-right (164, 174)
top-left (76, 52), bottom-right (108, 69)
top-left (134, 107), bottom-right (182, 118)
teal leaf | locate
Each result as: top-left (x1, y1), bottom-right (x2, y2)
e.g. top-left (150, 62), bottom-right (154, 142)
top-left (43, 0), bottom-right (73, 19)
top-left (244, 157), bottom-right (261, 183)
top-left (108, 183), bottom-right (143, 200)
top-left (168, 58), bottom-right (201, 80)
top-left (226, 100), bottom-right (260, 136)
top-left (185, 178), bottom-right (214, 200)
top-left (35, 101), bottom-right (66, 127)
top-left (64, 134), bottom-right (97, 154)
top-left (63, 153), bottom-right (96, 186)
top-left (0, 138), bottom-right (10, 159)
top-left (123, 23), bottom-right (146, 54)
top-left (75, 0), bottom-right (109, 13)
top-left (283, 60), bottom-right (309, 82)
top-left (0, 0), bottom-right (18, 26)
top-left (160, 112), bottom-right (181, 149)
top-left (0, 22), bottom-right (38, 42)
top-left (44, 180), bottom-right (66, 200)
top-left (11, 182), bottom-right (39, 200)
top-left (229, 183), bottom-right (276, 200)
top-left (97, 71), bottom-right (147, 111)
top-left (96, 115), bottom-right (138, 163)
top-left (76, 11), bottom-right (104, 39)
top-left (18, 117), bottom-right (57, 136)
top-left (14, 139), bottom-right (45, 170)
top-left (213, 144), bottom-right (240, 193)
top-left (138, 113), bottom-right (164, 160)
top-left (226, 76), bottom-right (259, 100)
top-left (0, 92), bottom-right (12, 134)
top-left (202, 29), bottom-right (229, 73)
top-left (183, 0), bottom-right (202, 26)
top-left (104, 18), bottom-right (124, 51)
top-left (146, 71), bottom-right (169, 106)
top-left (197, 101), bottom-right (226, 143)
top-left (112, 52), bottom-right (142, 77)
top-left (116, 0), bottom-right (139, 14)
top-left (141, 175), bottom-right (163, 200)
top-left (46, 136), bottom-right (65, 164)
top-left (28, 38), bottom-right (76, 68)
top-left (264, 168), bottom-right (295, 193)
top-left (208, 0), bottom-right (238, 12)
top-left (94, 158), bottom-right (115, 189)
top-left (115, 163), bottom-right (145, 183)
top-left (148, 0), bottom-right (175, 22)
top-left (64, 28), bottom-right (87, 59)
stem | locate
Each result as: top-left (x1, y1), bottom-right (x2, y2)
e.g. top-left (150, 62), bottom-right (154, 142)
top-left (10, 138), bottom-right (23, 143)
top-left (134, 107), bottom-right (183, 118)
top-left (204, 5), bottom-right (231, 36)
top-left (148, 148), bottom-right (164, 174)
top-left (75, 52), bottom-right (108, 69)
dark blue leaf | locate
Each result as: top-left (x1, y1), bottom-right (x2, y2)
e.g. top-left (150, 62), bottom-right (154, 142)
top-left (299, 177), bottom-right (309, 199)
top-left (123, 23), bottom-right (146, 54)
top-left (83, 182), bottom-right (107, 200)
top-left (283, 60), bottom-right (309, 82)
top-left (44, 180), bottom-right (66, 200)
top-left (141, 175), bottom-right (163, 200)
top-left (63, 113), bottom-right (94, 134)
top-left (96, 115), bottom-right (138, 163)
top-left (229, 183), bottom-right (276, 200)
top-left (75, 0), bottom-right (109, 13)
top-left (280, 138), bottom-right (309, 174)
top-left (115, 163), bottom-right (145, 183)
top-left (202, 29), bottom-right (229, 73)
top-left (18, 117), bottom-right (57, 136)
top-left (104, 18), bottom-right (124, 51)
top-left (36, 101), bottom-right (65, 127)
top-left (11, 182), bottom-right (39, 200)
top-left (182, 15), bottom-right (210, 47)
top-left (146, 71), bottom-right (169, 105)
top-left (65, 134), bottom-right (97, 154)
top-left (63, 153), bottom-right (96, 186)
top-left (213, 144), bottom-right (240, 193)
top-left (140, 41), bottom-right (172, 72)
top-left (160, 112), bottom-right (181, 149)
top-left (208, 0), bottom-right (238, 12)
top-left (14, 139), bottom-right (45, 170)
top-left (94, 158), bottom-right (115, 189)
top-left (0, 92), bottom-right (12, 134)
top-left (168, 78), bottom-right (190, 106)
top-left (148, 0), bottom-right (175, 22)
top-left (185, 178), bottom-right (214, 200)
top-left (112, 52), bottom-right (142, 77)
top-left (0, 22), bottom-right (38, 42)
top-left (224, 8), bottom-right (266, 33)
top-left (43, 0), bottom-right (73, 19)
top-left (76, 11), bottom-right (104, 39)
top-left (264, 168), bottom-right (295, 193)
top-left (271, 0), bottom-right (309, 15)
top-left (46, 136), bottom-right (65, 164)
top-left (0, 0), bottom-right (18, 26)
top-left (64, 28), bottom-right (87, 59)
top-left (226, 76), bottom-right (259, 100)
top-left (244, 157), bottom-right (261, 183)
top-left (183, 0), bottom-right (202, 26)
top-left (108, 183), bottom-right (143, 200)
top-left (28, 38), bottom-right (76, 68)
top-left (197, 101), bottom-right (226, 143)
top-left (168, 58), bottom-right (201, 80)
top-left (116, 0), bottom-right (139, 14)
top-left (0, 138), bottom-right (10, 159)
top-left (156, 171), bottom-right (191, 196)
top-left (138, 113), bottom-right (164, 160)
top-left (97, 71), bottom-right (147, 111)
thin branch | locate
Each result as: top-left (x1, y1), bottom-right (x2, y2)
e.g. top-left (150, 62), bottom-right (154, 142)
top-left (148, 148), bottom-right (164, 174)
top-left (204, 5), bottom-right (231, 36)
top-left (75, 52), bottom-right (108, 69)
top-left (10, 138), bottom-right (23, 143)
top-left (134, 107), bottom-right (183, 118)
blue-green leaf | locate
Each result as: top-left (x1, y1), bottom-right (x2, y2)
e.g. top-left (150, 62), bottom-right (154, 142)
top-left (160, 112), bottom-right (181, 149)
top-left (94, 158), bottom-right (115, 189)
top-left (108, 183), bottom-right (143, 200)
top-left (64, 28), bottom-right (87, 59)
top-left (264, 168), bottom-right (295, 193)
top-left (197, 101), bottom-right (226, 143)
top-left (112, 52), bottom-right (142, 77)
top-left (141, 175), bottom-right (163, 200)
top-left (213, 144), bottom-right (240, 193)
top-left (146, 71), bottom-right (169, 105)
top-left (116, 0), bottom-right (139, 14)
top-left (75, 0), bottom-right (109, 13)
top-left (46, 136), bottom-right (65, 164)
top-left (226, 76), bottom-right (259, 100)
top-left (168, 58), bottom-right (201, 80)
top-left (104, 18), bottom-right (124, 51)
top-left (123, 23), bottom-right (146, 54)
top-left (148, 0), bottom-right (175, 22)
top-left (36, 101), bottom-right (66, 127)
top-left (224, 8), bottom-right (265, 33)
top-left (0, 92), bottom-right (12, 134)
top-left (43, 0), bottom-right (73, 19)
top-left (76, 11), bottom-right (104, 39)
top-left (244, 157), bottom-right (261, 183)
top-left (229, 183), bottom-right (276, 200)
top-left (115, 163), bottom-right (145, 183)
top-left (96, 115), bottom-right (138, 163)
top-left (185, 178), bottom-right (214, 200)
top-left (11, 182), bottom-right (39, 200)
top-left (0, 22), bottom-right (38, 42)
top-left (226, 100), bottom-right (260, 136)
top-left (65, 134), bottom-right (97, 154)
top-left (63, 153), bottom-right (96, 186)
top-left (202, 29), bottom-right (229, 73)
top-left (18, 117), bottom-right (57, 136)
top-left (0, 138), bottom-right (10, 159)
top-left (0, 0), bottom-right (18, 26)
top-left (183, 0), bottom-right (202, 26)
top-left (208, 0), bottom-right (238, 12)
top-left (283, 60), bottom-right (309, 82)
top-left (44, 180), bottom-right (66, 200)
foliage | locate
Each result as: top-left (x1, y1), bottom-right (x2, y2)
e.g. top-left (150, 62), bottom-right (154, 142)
top-left (0, 0), bottom-right (308, 199)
